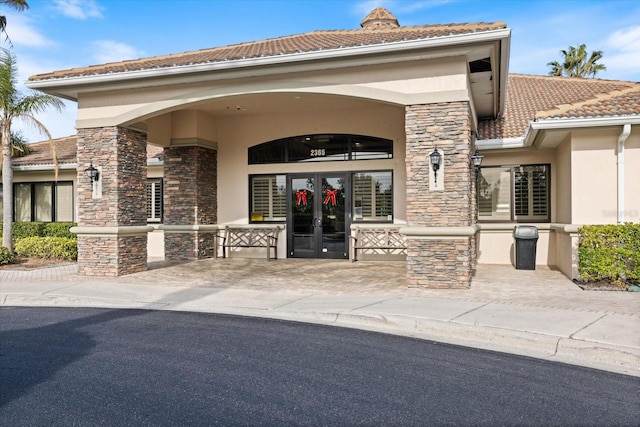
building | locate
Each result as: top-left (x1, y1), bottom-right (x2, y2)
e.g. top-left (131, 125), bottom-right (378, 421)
top-left (9, 7), bottom-right (640, 285)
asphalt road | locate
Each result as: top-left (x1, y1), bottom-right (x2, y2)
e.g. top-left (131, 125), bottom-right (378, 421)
top-left (1, 307), bottom-right (638, 426)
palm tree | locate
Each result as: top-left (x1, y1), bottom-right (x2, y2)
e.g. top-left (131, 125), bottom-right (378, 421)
top-left (0, 0), bottom-right (29, 45)
top-left (1, 48), bottom-right (63, 251)
top-left (547, 44), bottom-right (606, 78)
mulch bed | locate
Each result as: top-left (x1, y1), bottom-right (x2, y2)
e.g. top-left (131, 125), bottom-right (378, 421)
top-left (0, 255), bottom-right (73, 270)
top-left (573, 278), bottom-right (638, 292)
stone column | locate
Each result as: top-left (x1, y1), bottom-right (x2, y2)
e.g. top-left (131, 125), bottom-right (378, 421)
top-left (162, 145), bottom-right (218, 261)
top-left (73, 126), bottom-right (151, 276)
top-left (403, 102), bottom-right (477, 288)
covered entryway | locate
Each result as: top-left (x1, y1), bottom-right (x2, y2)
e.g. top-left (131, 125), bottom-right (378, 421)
top-left (288, 173), bottom-right (350, 259)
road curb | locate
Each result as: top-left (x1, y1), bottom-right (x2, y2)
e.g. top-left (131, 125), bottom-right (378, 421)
top-left (3, 294), bottom-right (639, 377)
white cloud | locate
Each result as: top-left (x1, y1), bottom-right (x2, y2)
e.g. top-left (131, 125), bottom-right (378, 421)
top-left (604, 25), bottom-right (640, 80)
top-left (91, 40), bottom-right (145, 64)
top-left (3, 13), bottom-right (54, 48)
top-left (53, 0), bottom-right (103, 20)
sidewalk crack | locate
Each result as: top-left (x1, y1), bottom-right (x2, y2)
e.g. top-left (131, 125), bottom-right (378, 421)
top-left (450, 301), bottom-right (492, 321)
top-left (569, 312), bottom-right (608, 339)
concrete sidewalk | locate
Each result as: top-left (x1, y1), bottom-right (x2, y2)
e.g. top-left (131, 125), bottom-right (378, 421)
top-left (1, 259), bottom-right (639, 377)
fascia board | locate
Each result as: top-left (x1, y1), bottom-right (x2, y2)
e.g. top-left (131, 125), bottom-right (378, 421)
top-left (476, 137), bottom-right (524, 150)
top-left (523, 115), bottom-right (640, 146)
top-left (12, 163), bottom-right (77, 172)
top-left (27, 29), bottom-right (511, 99)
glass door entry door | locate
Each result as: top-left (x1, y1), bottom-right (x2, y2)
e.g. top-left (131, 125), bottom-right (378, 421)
top-left (288, 174), bottom-right (350, 259)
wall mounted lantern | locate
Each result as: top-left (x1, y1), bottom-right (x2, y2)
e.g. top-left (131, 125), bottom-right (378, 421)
top-left (470, 149), bottom-right (483, 171)
top-left (429, 147), bottom-right (442, 182)
top-left (85, 163), bottom-right (99, 182)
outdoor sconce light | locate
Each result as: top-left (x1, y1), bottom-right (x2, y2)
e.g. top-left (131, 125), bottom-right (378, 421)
top-left (471, 149), bottom-right (484, 171)
top-left (429, 147), bottom-right (442, 182)
top-left (85, 163), bottom-right (99, 182)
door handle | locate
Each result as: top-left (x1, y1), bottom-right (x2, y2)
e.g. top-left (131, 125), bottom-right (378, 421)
top-left (312, 217), bottom-right (321, 228)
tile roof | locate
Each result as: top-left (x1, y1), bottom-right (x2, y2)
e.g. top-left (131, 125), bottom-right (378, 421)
top-left (478, 74), bottom-right (640, 140)
top-left (29, 20), bottom-right (506, 81)
top-left (12, 136), bottom-right (77, 166)
top-left (12, 136), bottom-right (164, 167)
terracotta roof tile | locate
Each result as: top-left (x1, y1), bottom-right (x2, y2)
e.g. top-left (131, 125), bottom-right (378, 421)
top-left (478, 74), bottom-right (640, 140)
top-left (12, 136), bottom-right (77, 166)
top-left (13, 136), bottom-right (164, 167)
top-left (29, 21), bottom-right (506, 81)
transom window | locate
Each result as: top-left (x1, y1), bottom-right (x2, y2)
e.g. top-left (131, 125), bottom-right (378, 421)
top-left (249, 134), bottom-right (393, 164)
top-left (477, 164), bottom-right (550, 222)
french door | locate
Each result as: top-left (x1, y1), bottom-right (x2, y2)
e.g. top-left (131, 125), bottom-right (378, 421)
top-left (288, 173), bottom-right (350, 259)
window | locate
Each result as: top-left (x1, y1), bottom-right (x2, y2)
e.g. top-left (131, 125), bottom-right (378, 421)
top-left (352, 171), bottom-right (393, 222)
top-left (147, 178), bottom-right (163, 223)
top-left (10, 181), bottom-right (75, 222)
top-left (249, 134), bottom-right (392, 164)
top-left (478, 165), bottom-right (550, 222)
top-left (250, 174), bottom-right (286, 222)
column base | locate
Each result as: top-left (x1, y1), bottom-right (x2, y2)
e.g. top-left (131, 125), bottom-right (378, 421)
top-left (71, 226), bottom-right (153, 276)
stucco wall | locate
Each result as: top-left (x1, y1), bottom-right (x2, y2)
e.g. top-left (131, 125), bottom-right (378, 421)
top-left (217, 103), bottom-right (407, 225)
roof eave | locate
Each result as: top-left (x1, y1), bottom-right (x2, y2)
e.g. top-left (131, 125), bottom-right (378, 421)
top-left (27, 28), bottom-right (511, 101)
top-left (523, 115), bottom-right (640, 147)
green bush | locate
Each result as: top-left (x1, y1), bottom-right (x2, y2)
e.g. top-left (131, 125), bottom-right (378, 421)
top-left (14, 237), bottom-right (78, 261)
top-left (0, 246), bottom-right (13, 264)
top-left (0, 222), bottom-right (77, 240)
top-left (578, 223), bottom-right (640, 284)
top-left (12, 222), bottom-right (46, 239)
top-left (42, 222), bottom-right (76, 239)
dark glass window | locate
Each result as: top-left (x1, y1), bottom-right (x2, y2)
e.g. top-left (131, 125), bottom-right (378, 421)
top-left (352, 171), bottom-right (393, 222)
top-left (352, 135), bottom-right (393, 160)
top-left (248, 134), bottom-right (392, 164)
top-left (9, 181), bottom-right (75, 222)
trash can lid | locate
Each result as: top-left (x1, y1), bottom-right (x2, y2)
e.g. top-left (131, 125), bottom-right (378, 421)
top-left (513, 225), bottom-right (539, 238)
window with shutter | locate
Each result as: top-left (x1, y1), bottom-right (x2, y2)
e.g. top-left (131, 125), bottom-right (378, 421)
top-left (147, 178), bottom-right (163, 223)
top-left (250, 175), bottom-right (286, 222)
top-left (478, 164), bottom-right (550, 222)
top-left (352, 171), bottom-right (393, 222)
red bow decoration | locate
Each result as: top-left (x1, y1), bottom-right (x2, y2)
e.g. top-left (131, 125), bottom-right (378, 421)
top-left (296, 190), bottom-right (308, 206)
top-left (323, 189), bottom-right (338, 206)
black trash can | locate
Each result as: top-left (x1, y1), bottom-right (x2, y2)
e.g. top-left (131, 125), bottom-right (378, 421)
top-left (513, 225), bottom-right (538, 270)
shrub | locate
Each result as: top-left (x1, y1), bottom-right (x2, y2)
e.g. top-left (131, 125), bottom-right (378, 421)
top-left (12, 222), bottom-right (46, 240)
top-left (14, 237), bottom-right (78, 261)
top-left (578, 223), bottom-right (640, 284)
top-left (42, 222), bottom-right (76, 239)
top-left (0, 246), bottom-right (13, 264)
top-left (0, 222), bottom-right (77, 240)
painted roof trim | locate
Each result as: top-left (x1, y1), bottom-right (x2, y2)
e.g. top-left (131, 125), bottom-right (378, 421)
top-left (476, 137), bottom-right (524, 150)
top-left (523, 115), bottom-right (640, 147)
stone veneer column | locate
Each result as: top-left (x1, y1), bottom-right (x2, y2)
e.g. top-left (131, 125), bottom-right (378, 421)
top-left (403, 102), bottom-right (478, 288)
top-left (163, 146), bottom-right (218, 261)
top-left (73, 127), bottom-right (151, 276)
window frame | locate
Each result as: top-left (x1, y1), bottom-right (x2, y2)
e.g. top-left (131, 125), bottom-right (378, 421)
top-left (10, 181), bottom-right (75, 223)
top-left (147, 178), bottom-right (164, 223)
top-left (477, 164), bottom-right (551, 223)
top-left (249, 170), bottom-right (394, 224)
top-left (248, 174), bottom-right (288, 224)
top-left (351, 169), bottom-right (394, 223)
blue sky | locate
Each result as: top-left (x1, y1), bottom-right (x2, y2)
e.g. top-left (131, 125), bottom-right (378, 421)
top-left (5, 0), bottom-right (640, 142)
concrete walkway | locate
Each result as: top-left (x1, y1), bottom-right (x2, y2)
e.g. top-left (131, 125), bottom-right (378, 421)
top-left (2, 259), bottom-right (639, 377)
